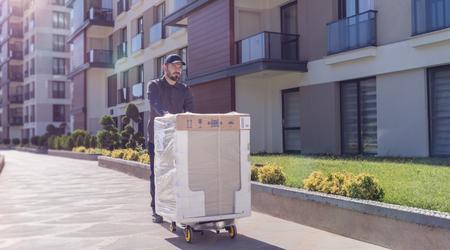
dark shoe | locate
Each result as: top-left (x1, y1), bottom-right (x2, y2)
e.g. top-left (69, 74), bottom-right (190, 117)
top-left (152, 214), bottom-right (163, 224)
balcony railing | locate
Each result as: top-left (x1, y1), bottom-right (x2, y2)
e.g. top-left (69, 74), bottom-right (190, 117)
top-left (327, 10), bottom-right (377, 55)
top-left (9, 117), bottom-right (23, 126)
top-left (236, 31), bottom-right (299, 64)
top-left (131, 82), bottom-right (144, 100)
top-left (117, 42), bottom-right (127, 60)
top-left (88, 7), bottom-right (113, 23)
top-left (150, 22), bottom-right (163, 44)
top-left (413, 0), bottom-right (450, 35)
top-left (9, 50), bottom-right (23, 60)
top-left (117, 0), bottom-right (130, 16)
top-left (118, 87), bottom-right (129, 103)
top-left (9, 29), bottom-right (23, 38)
top-left (87, 49), bottom-right (113, 65)
top-left (9, 6), bottom-right (23, 17)
top-left (9, 95), bottom-right (23, 104)
top-left (9, 72), bottom-right (23, 82)
top-left (131, 33), bottom-right (143, 53)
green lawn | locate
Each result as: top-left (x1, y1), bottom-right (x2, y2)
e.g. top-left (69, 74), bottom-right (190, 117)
top-left (251, 154), bottom-right (450, 213)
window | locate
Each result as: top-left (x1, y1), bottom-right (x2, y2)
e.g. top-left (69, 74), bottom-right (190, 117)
top-left (121, 27), bottom-right (127, 43)
top-left (281, 1), bottom-right (298, 34)
top-left (53, 35), bottom-right (66, 52)
top-left (30, 59), bottom-right (35, 75)
top-left (428, 65), bottom-right (450, 156)
top-left (107, 75), bottom-right (117, 107)
top-left (341, 78), bottom-right (377, 155)
top-left (53, 58), bottom-right (66, 75)
top-left (53, 11), bottom-right (69, 29)
top-left (52, 81), bottom-right (65, 98)
top-left (24, 39), bottom-right (29, 54)
top-left (155, 3), bottom-right (166, 23)
top-left (138, 64), bottom-right (144, 83)
top-left (155, 55), bottom-right (165, 78)
top-left (339, 0), bottom-right (374, 18)
top-left (137, 16), bottom-right (144, 34)
top-left (282, 88), bottom-right (301, 153)
top-left (51, 0), bottom-right (65, 6)
top-left (122, 70), bottom-right (129, 88)
top-left (53, 105), bottom-right (65, 122)
top-left (30, 105), bottom-right (35, 122)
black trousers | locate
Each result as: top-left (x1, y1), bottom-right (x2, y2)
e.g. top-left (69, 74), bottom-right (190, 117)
top-left (148, 142), bottom-right (156, 214)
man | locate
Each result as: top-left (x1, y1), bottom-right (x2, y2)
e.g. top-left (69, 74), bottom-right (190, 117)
top-left (147, 54), bottom-right (194, 223)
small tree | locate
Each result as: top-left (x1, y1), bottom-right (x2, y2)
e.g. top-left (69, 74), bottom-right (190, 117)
top-left (75, 135), bottom-right (84, 148)
top-left (83, 135), bottom-right (91, 148)
top-left (120, 103), bottom-right (144, 149)
top-left (97, 115), bottom-right (120, 150)
top-left (31, 136), bottom-right (39, 146)
top-left (66, 137), bottom-right (75, 150)
top-left (90, 136), bottom-right (97, 148)
top-left (71, 129), bottom-right (88, 143)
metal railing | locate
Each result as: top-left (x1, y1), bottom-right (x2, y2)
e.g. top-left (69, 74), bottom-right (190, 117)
top-left (412, 0), bottom-right (450, 35)
top-left (117, 42), bottom-right (127, 60)
top-left (327, 10), bottom-right (377, 55)
top-left (131, 82), bottom-right (144, 100)
top-left (236, 31), bottom-right (299, 64)
top-left (9, 95), bottom-right (23, 104)
top-left (87, 49), bottom-right (113, 64)
top-left (131, 33), bottom-right (143, 53)
top-left (88, 7), bottom-right (113, 23)
top-left (118, 87), bottom-right (129, 104)
top-left (150, 22), bottom-right (163, 44)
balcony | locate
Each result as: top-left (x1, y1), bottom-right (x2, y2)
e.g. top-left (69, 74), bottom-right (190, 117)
top-left (87, 7), bottom-right (114, 26)
top-left (9, 29), bottom-right (23, 39)
top-left (9, 6), bottom-right (23, 17)
top-left (413, 0), bottom-right (450, 35)
top-left (87, 49), bottom-right (113, 67)
top-left (118, 87), bottom-right (129, 104)
top-left (9, 72), bottom-right (23, 82)
top-left (9, 95), bottom-right (23, 104)
top-left (131, 33), bottom-right (143, 54)
top-left (327, 10), bottom-right (377, 55)
top-left (131, 82), bottom-right (144, 100)
top-left (117, 0), bottom-right (130, 16)
top-left (164, 0), bottom-right (205, 27)
top-left (237, 31), bottom-right (300, 64)
top-left (9, 117), bottom-right (23, 126)
top-left (117, 42), bottom-right (127, 60)
top-left (9, 50), bottom-right (23, 60)
top-left (149, 22), bottom-right (163, 44)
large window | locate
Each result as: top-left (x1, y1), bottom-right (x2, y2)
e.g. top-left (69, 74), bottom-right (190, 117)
top-left (53, 35), bottom-right (66, 52)
top-left (53, 58), bottom-right (66, 75)
top-left (53, 11), bottom-right (69, 29)
top-left (281, 1), bottom-right (298, 34)
top-left (53, 105), bottom-right (66, 122)
top-left (341, 78), bottom-right (377, 155)
top-left (155, 3), bottom-right (166, 23)
top-left (428, 65), bottom-right (450, 156)
top-left (107, 75), bottom-right (117, 107)
top-left (52, 81), bottom-right (65, 99)
top-left (339, 0), bottom-right (374, 18)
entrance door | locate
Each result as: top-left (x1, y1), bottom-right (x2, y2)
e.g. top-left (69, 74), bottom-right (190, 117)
top-left (282, 88), bottom-right (301, 153)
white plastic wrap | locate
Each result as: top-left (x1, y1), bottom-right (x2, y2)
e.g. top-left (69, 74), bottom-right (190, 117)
top-left (154, 112), bottom-right (251, 224)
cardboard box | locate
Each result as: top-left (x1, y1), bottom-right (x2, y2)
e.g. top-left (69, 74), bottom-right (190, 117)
top-left (154, 112), bottom-right (251, 224)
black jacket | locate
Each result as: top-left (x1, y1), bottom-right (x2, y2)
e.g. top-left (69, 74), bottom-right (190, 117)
top-left (147, 77), bottom-right (194, 143)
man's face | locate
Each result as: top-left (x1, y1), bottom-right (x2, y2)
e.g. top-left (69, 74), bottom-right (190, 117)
top-left (164, 63), bottom-right (183, 82)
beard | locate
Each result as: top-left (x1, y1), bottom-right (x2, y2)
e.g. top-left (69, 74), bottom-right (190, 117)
top-left (168, 72), bottom-right (181, 82)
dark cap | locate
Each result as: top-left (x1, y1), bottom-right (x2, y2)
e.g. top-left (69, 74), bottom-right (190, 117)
top-left (164, 54), bottom-right (186, 65)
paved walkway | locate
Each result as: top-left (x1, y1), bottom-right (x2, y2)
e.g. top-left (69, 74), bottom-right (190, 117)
top-left (0, 151), bottom-right (388, 250)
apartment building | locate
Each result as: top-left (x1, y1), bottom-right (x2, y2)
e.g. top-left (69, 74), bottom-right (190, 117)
top-left (0, 0), bottom-right (71, 140)
top-left (66, 0), bottom-right (187, 136)
top-left (163, 0), bottom-right (450, 157)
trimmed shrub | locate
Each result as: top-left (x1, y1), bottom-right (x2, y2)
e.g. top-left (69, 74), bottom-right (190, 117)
top-left (122, 149), bottom-right (139, 161)
top-left (21, 138), bottom-right (30, 145)
top-left (303, 171), bottom-right (384, 201)
top-left (251, 165), bottom-right (259, 181)
top-left (138, 153), bottom-right (150, 164)
top-left (12, 138), bottom-right (20, 145)
top-left (83, 135), bottom-right (91, 148)
top-left (258, 164), bottom-right (286, 185)
top-left (75, 135), bottom-right (84, 148)
top-left (72, 146), bottom-right (87, 153)
top-left (31, 136), bottom-right (40, 146)
top-left (90, 136), bottom-right (97, 149)
top-left (3, 138), bottom-right (10, 145)
top-left (111, 149), bottom-right (125, 159)
top-left (346, 174), bottom-right (384, 201)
